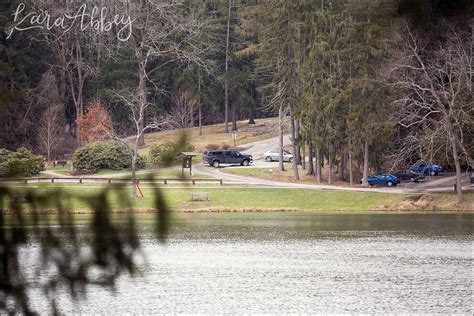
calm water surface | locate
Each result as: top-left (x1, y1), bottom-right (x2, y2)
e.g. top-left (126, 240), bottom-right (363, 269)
top-left (29, 213), bottom-right (473, 314)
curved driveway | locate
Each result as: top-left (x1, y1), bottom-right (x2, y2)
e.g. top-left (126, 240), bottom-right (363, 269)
top-left (196, 136), bottom-right (473, 194)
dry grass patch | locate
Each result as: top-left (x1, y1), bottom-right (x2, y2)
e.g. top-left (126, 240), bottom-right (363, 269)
top-left (139, 117), bottom-right (280, 155)
top-left (379, 193), bottom-right (474, 212)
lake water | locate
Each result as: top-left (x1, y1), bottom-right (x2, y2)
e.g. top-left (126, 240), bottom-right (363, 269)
top-left (28, 213), bottom-right (473, 314)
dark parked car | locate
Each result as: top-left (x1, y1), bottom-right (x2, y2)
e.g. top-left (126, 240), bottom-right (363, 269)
top-left (393, 170), bottom-right (425, 182)
top-left (471, 172), bottom-right (474, 184)
top-left (203, 150), bottom-right (253, 168)
top-left (409, 161), bottom-right (443, 176)
top-left (361, 173), bottom-right (399, 187)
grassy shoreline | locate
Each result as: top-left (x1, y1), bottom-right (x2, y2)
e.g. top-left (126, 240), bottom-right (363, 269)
top-left (2, 184), bottom-right (473, 214)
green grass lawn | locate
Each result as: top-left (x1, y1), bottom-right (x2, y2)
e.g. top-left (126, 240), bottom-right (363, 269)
top-left (3, 183), bottom-right (473, 213)
top-left (222, 168), bottom-right (272, 177)
top-left (2, 184), bottom-right (409, 212)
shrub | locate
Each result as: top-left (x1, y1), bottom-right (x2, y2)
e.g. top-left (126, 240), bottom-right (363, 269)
top-left (0, 148), bottom-right (45, 178)
top-left (148, 141), bottom-right (195, 166)
top-left (72, 141), bottom-right (145, 171)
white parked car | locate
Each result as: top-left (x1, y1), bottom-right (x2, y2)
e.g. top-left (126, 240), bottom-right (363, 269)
top-left (262, 149), bottom-right (293, 162)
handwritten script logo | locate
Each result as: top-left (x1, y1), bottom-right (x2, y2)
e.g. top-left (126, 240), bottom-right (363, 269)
top-left (6, 3), bottom-right (134, 42)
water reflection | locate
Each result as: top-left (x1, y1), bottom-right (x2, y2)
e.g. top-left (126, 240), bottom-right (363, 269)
top-left (29, 213), bottom-right (473, 313)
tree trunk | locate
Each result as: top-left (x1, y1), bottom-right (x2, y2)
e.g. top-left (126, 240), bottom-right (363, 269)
top-left (290, 110), bottom-right (299, 180)
top-left (328, 145), bottom-right (333, 185)
top-left (362, 138), bottom-right (369, 187)
top-left (198, 68), bottom-right (203, 135)
top-left (450, 136), bottom-right (464, 203)
top-left (278, 103), bottom-right (285, 172)
top-left (131, 151), bottom-right (137, 198)
top-left (232, 102), bottom-right (237, 132)
top-left (315, 145), bottom-right (322, 183)
top-left (224, 0), bottom-right (232, 133)
top-left (302, 144), bottom-right (306, 170)
top-left (339, 146), bottom-right (345, 181)
top-left (137, 59), bottom-right (147, 147)
top-left (249, 87), bottom-right (256, 125)
top-left (294, 119), bottom-right (301, 165)
top-left (348, 138), bottom-right (353, 185)
top-left (307, 141), bottom-right (314, 175)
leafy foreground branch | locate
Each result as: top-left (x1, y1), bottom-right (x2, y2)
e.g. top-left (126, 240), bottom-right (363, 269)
top-left (0, 182), bottom-right (169, 315)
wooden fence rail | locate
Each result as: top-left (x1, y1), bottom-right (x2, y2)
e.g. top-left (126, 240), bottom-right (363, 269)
top-left (0, 177), bottom-right (223, 185)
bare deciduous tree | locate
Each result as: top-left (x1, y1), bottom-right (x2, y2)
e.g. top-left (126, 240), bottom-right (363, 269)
top-left (38, 105), bottom-right (64, 161)
top-left (165, 91), bottom-right (197, 130)
top-left (31, 70), bottom-right (65, 161)
top-left (113, 89), bottom-right (166, 198)
top-left (391, 24), bottom-right (473, 203)
top-left (33, 0), bottom-right (110, 141)
top-left (127, 0), bottom-right (212, 147)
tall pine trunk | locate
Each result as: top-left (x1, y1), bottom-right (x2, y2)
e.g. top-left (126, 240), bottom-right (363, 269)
top-left (362, 138), bottom-right (369, 187)
top-left (232, 103), bottom-right (237, 131)
top-left (278, 103), bottom-right (285, 172)
top-left (328, 144), bottom-right (333, 184)
top-left (339, 146), bottom-right (345, 181)
top-left (224, 0), bottom-right (232, 133)
top-left (290, 110), bottom-right (299, 180)
top-left (198, 68), bottom-right (203, 136)
top-left (249, 88), bottom-right (256, 125)
top-left (301, 144), bottom-right (306, 170)
top-left (348, 138), bottom-right (353, 185)
top-left (307, 141), bottom-right (314, 175)
top-left (315, 145), bottom-right (322, 183)
top-left (294, 119), bottom-right (301, 165)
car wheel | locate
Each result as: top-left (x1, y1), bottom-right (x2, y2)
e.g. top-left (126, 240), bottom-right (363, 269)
top-left (265, 156), bottom-right (272, 162)
top-left (212, 160), bottom-right (220, 168)
top-left (288, 157), bottom-right (293, 163)
top-left (430, 170), bottom-right (437, 176)
top-left (387, 181), bottom-right (394, 187)
top-left (242, 159), bottom-right (250, 166)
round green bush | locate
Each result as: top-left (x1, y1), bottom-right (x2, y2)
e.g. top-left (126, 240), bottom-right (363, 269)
top-left (72, 141), bottom-right (146, 171)
top-left (0, 147), bottom-right (45, 177)
top-left (148, 141), bottom-right (195, 167)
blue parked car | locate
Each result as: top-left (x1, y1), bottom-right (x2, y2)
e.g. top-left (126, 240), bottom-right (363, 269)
top-left (409, 161), bottom-right (443, 176)
top-left (362, 174), bottom-right (399, 187)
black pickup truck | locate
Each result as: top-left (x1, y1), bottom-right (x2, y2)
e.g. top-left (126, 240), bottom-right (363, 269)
top-left (203, 150), bottom-right (253, 168)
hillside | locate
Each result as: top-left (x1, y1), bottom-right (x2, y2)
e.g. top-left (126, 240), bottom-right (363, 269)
top-left (138, 117), bottom-right (281, 155)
